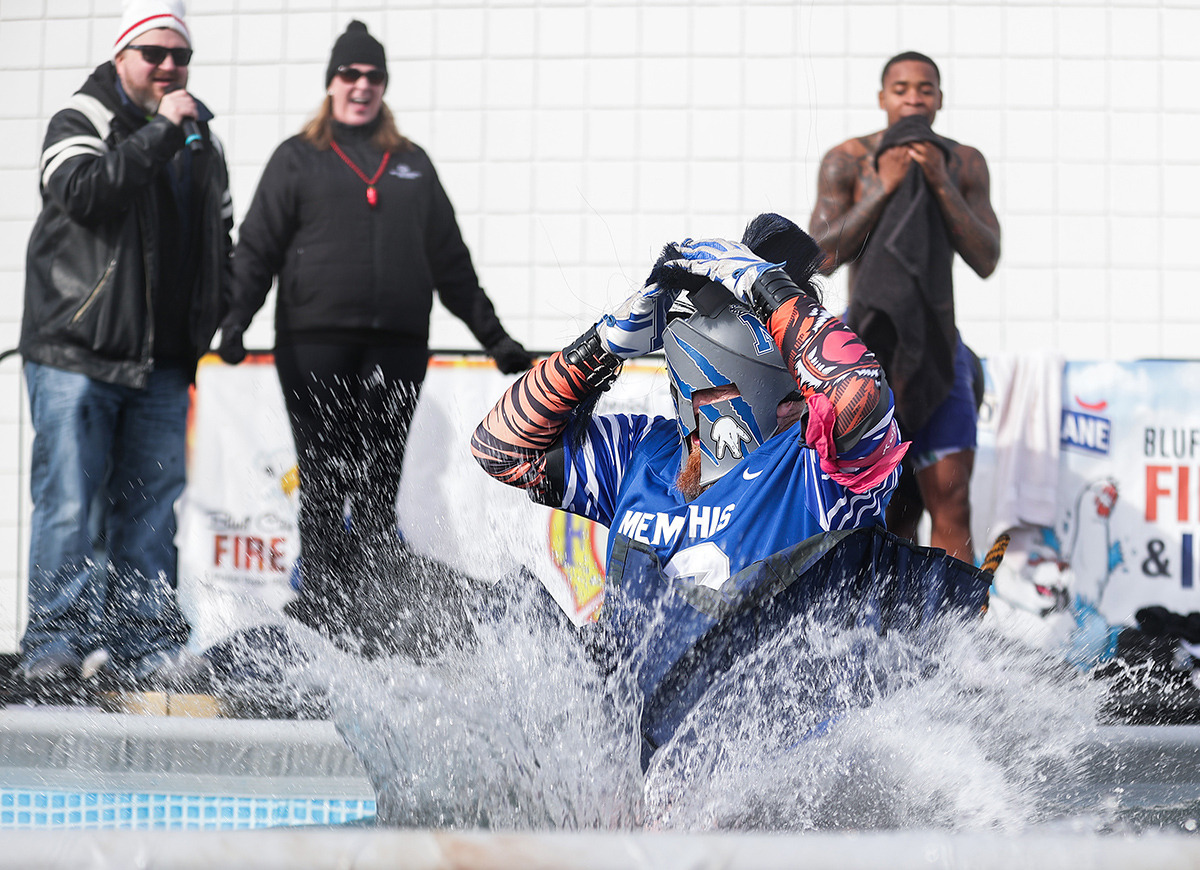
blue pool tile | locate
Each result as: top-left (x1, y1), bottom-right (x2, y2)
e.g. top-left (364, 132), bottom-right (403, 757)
top-left (0, 788), bottom-right (376, 831)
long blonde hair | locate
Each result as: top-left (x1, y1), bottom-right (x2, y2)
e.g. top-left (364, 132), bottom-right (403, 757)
top-left (300, 97), bottom-right (411, 153)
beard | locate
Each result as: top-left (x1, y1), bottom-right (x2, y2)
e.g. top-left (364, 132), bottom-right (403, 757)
top-left (123, 76), bottom-right (172, 115)
top-left (674, 447), bottom-right (705, 502)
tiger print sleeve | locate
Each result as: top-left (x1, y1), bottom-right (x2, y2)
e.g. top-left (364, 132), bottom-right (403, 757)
top-left (471, 326), bottom-right (622, 506)
top-left (767, 294), bottom-right (888, 448)
top-left (767, 294), bottom-right (906, 493)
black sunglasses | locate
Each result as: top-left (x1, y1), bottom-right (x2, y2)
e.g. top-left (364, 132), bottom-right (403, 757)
top-left (126, 44), bottom-right (193, 67)
top-left (336, 66), bottom-right (386, 85)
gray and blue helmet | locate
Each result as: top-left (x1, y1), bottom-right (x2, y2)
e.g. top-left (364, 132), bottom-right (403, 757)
top-left (663, 281), bottom-right (798, 487)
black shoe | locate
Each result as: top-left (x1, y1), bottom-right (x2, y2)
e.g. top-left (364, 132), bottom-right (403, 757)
top-left (6, 649), bottom-right (90, 706)
top-left (207, 626), bottom-right (329, 719)
top-left (355, 548), bottom-right (480, 662)
top-left (283, 593), bottom-right (353, 634)
top-left (18, 648), bottom-right (82, 681)
top-left (130, 648), bottom-right (213, 693)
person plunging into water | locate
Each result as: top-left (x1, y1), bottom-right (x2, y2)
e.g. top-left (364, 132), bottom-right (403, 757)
top-left (473, 213), bottom-right (992, 764)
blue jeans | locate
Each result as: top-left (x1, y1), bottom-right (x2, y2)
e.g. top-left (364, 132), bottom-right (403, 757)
top-left (23, 362), bottom-right (191, 668)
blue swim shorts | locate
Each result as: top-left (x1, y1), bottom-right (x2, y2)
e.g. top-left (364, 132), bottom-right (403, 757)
top-left (904, 336), bottom-right (979, 472)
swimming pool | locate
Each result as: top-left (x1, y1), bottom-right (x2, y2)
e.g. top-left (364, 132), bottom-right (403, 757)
top-left (0, 788), bottom-right (373, 830)
top-left (0, 706), bottom-right (375, 831)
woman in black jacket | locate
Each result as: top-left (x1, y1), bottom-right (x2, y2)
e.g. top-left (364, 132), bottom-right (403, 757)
top-left (220, 21), bottom-right (531, 648)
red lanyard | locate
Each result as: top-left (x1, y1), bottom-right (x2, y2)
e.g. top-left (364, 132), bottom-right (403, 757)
top-left (330, 141), bottom-right (390, 208)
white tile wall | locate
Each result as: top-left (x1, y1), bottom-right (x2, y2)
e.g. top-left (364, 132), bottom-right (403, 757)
top-left (0, 0), bottom-right (1197, 650)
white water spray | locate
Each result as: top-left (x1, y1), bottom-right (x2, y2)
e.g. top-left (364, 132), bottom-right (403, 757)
top-left (289, 579), bottom-right (1114, 833)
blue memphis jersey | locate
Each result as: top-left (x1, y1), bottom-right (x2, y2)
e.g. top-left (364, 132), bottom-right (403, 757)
top-left (557, 412), bottom-right (900, 726)
top-left (559, 414), bottom-right (896, 555)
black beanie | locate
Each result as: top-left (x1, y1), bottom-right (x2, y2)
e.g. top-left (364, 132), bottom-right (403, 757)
top-left (326, 20), bottom-right (387, 86)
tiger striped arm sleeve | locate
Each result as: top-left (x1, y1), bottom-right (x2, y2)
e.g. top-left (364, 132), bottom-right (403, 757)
top-left (471, 325), bottom-right (621, 504)
top-left (766, 293), bottom-right (890, 453)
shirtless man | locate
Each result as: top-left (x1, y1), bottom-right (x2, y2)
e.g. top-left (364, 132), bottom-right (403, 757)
top-left (808, 51), bottom-right (1001, 564)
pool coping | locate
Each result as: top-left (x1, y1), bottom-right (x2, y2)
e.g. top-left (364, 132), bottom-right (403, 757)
top-left (0, 706), bottom-right (374, 799)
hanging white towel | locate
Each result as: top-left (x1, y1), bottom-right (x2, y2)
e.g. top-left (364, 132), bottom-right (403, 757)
top-left (983, 351), bottom-right (1065, 536)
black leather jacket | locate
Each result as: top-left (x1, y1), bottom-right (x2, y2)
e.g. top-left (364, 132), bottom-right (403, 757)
top-left (20, 62), bottom-right (233, 388)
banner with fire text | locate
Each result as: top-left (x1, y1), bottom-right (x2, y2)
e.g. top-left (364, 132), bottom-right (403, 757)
top-left (176, 353), bottom-right (670, 651)
top-left (973, 359), bottom-right (1200, 656)
top-left (179, 353), bottom-right (1200, 653)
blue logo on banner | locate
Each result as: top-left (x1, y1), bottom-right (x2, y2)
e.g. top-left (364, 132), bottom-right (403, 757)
top-left (1061, 410), bottom-right (1112, 455)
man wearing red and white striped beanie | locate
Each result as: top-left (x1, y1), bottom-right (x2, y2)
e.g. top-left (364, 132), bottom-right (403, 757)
top-left (113, 0), bottom-right (191, 57)
top-left (16, 0), bottom-right (230, 696)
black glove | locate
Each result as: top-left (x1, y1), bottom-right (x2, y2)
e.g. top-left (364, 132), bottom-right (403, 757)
top-left (488, 335), bottom-right (534, 374)
top-left (217, 322), bottom-right (247, 366)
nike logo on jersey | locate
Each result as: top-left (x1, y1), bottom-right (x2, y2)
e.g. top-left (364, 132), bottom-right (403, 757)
top-left (742, 468), bottom-right (763, 480)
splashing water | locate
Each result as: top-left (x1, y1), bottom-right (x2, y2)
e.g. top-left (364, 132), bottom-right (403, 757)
top-left (645, 617), bottom-right (1102, 832)
top-left (277, 573), bottom-right (1123, 834)
top-left (310, 584), bottom-right (646, 830)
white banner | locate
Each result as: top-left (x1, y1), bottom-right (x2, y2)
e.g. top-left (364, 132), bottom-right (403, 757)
top-left (974, 358), bottom-right (1200, 659)
top-left (177, 353), bottom-right (670, 651)
top-left (177, 355), bottom-right (301, 651)
top-left (180, 353), bottom-right (1200, 657)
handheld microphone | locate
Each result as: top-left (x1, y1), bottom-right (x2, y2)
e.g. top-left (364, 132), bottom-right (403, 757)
top-left (163, 83), bottom-right (204, 152)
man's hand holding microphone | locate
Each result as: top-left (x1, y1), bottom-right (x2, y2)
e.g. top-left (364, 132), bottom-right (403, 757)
top-left (160, 83), bottom-right (204, 152)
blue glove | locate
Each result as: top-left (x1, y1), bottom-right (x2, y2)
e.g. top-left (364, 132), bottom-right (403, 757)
top-left (596, 281), bottom-right (677, 359)
top-left (669, 238), bottom-right (783, 305)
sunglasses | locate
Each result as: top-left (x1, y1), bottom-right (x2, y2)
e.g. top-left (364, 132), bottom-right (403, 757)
top-left (336, 66), bottom-right (386, 85)
top-left (126, 44), bottom-right (193, 67)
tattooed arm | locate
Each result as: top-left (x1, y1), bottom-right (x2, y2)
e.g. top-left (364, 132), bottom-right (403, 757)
top-left (807, 135), bottom-right (909, 275)
top-left (909, 140), bottom-right (1001, 278)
